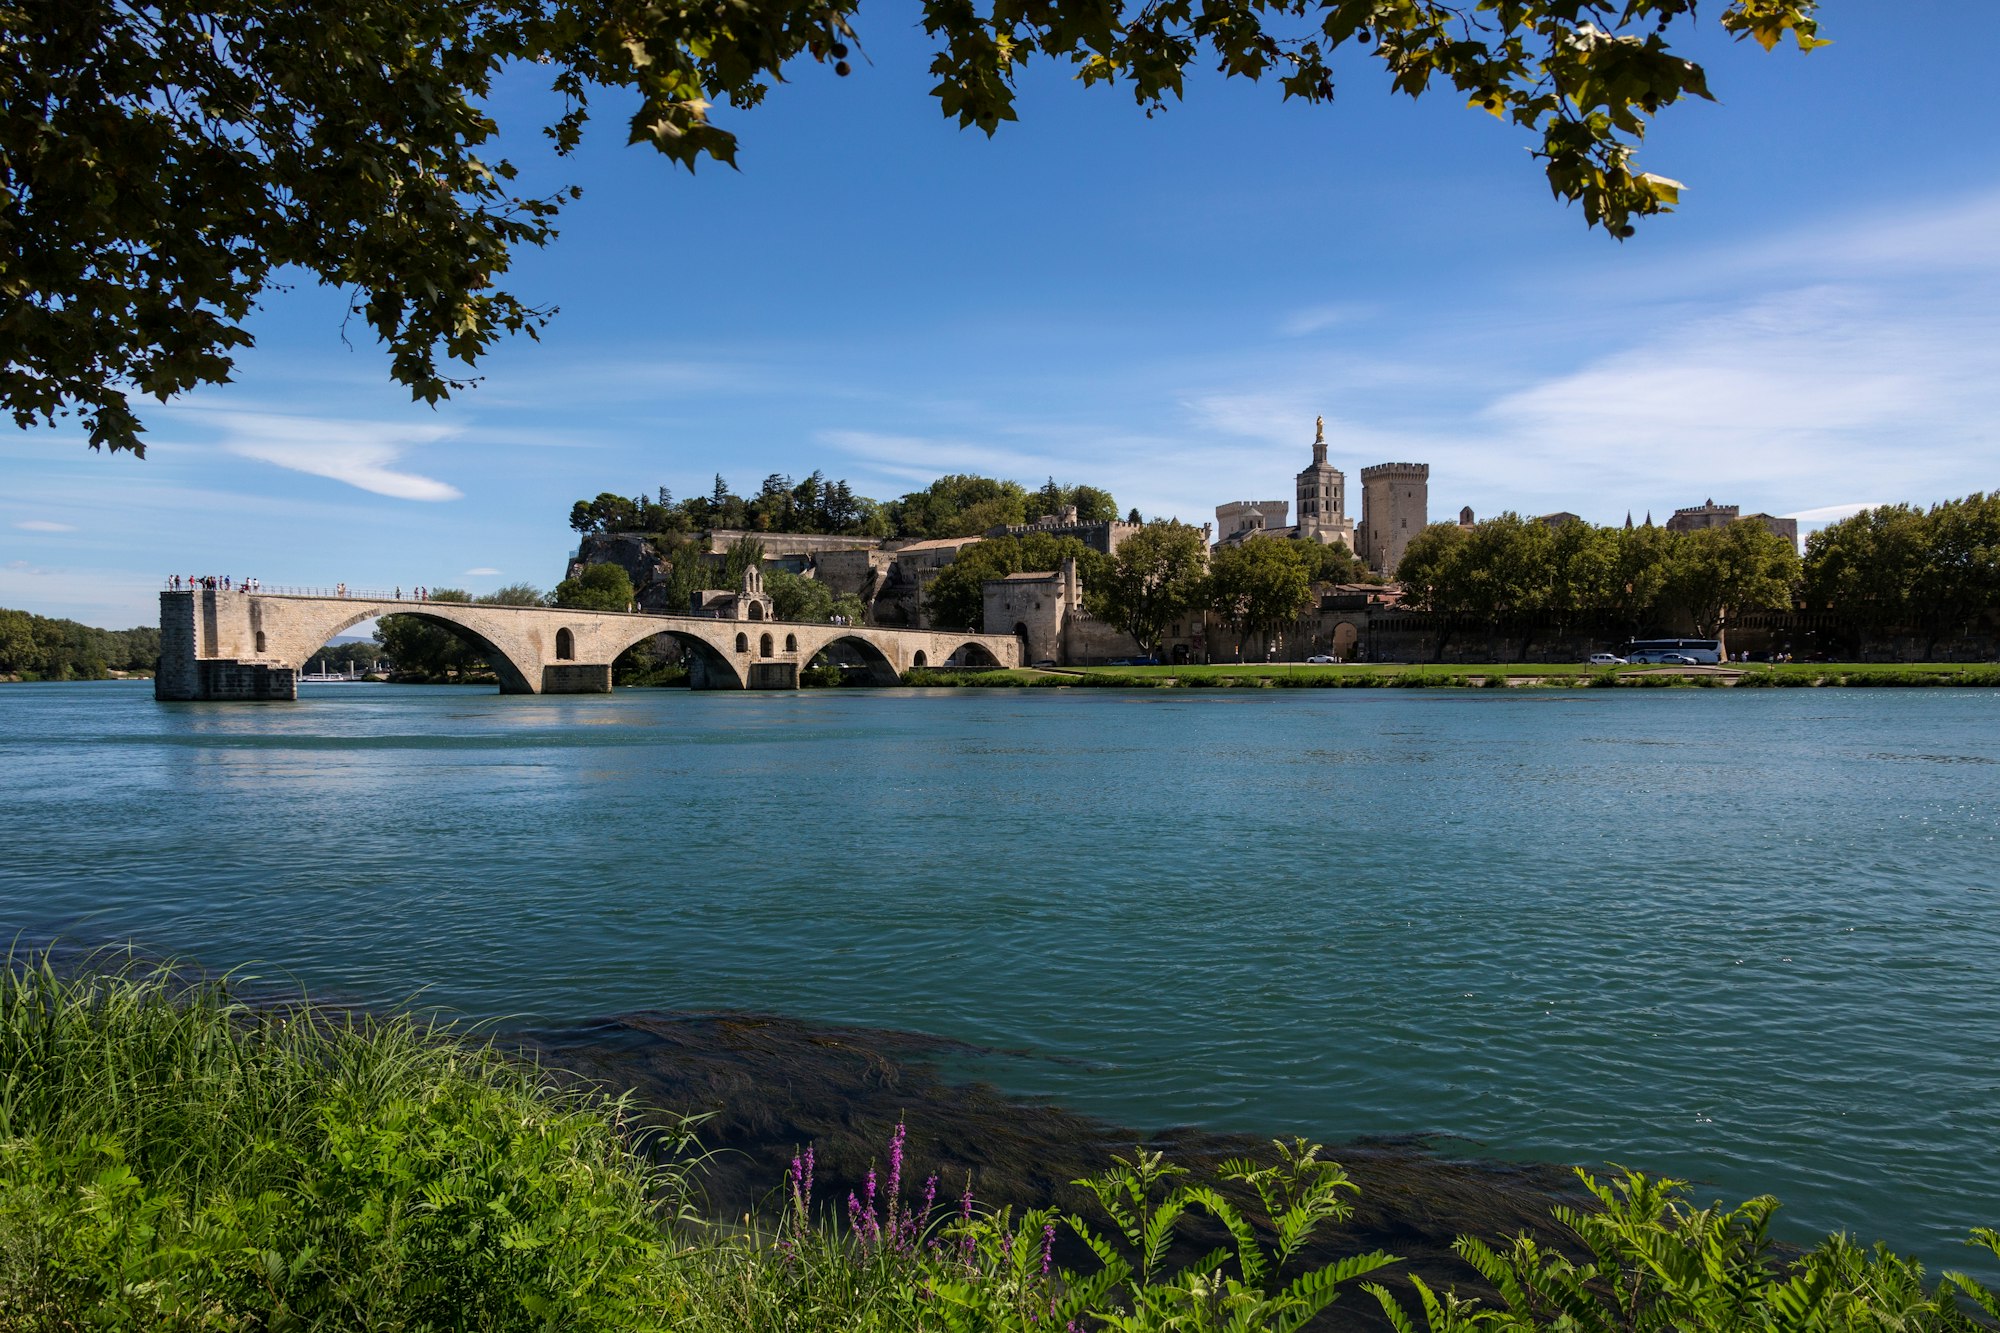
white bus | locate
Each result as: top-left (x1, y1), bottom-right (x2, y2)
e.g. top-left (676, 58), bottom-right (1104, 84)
top-left (1624, 637), bottom-right (1723, 665)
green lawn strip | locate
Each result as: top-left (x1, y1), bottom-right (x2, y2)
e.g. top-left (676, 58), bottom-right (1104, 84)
top-left (907, 663), bottom-right (2000, 689)
top-left (898, 667), bottom-right (1056, 687)
top-left (1734, 662), bottom-right (2000, 687)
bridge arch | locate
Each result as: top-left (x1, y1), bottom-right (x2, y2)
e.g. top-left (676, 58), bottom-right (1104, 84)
top-left (593, 621), bottom-right (748, 690)
top-left (947, 642), bottom-right (1000, 668)
top-left (288, 604), bottom-right (539, 694)
top-left (810, 633), bottom-right (900, 686)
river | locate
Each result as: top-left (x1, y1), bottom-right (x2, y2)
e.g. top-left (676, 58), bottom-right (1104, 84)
top-left (3, 680), bottom-right (1996, 1273)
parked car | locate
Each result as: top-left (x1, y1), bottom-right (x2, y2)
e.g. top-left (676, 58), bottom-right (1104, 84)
top-left (1031, 659), bottom-right (1058, 669)
top-left (1587, 653), bottom-right (1627, 666)
top-left (1306, 654), bottom-right (1338, 664)
top-left (1659, 653), bottom-right (1699, 665)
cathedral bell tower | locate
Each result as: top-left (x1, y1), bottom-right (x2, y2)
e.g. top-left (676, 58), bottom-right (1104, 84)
top-left (1294, 416), bottom-right (1356, 550)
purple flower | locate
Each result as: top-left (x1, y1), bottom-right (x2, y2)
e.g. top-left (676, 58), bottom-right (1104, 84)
top-left (1041, 1221), bottom-right (1056, 1276)
top-left (887, 1120), bottom-right (907, 1242)
top-left (862, 1167), bottom-right (881, 1243)
top-left (960, 1177), bottom-right (978, 1272)
top-left (888, 1120), bottom-right (906, 1202)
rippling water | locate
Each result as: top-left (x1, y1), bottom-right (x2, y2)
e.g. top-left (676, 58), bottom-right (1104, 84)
top-left (4, 681), bottom-right (1997, 1268)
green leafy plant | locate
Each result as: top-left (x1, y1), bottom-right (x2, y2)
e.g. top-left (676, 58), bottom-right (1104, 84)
top-left (1032, 1136), bottom-right (1392, 1328)
top-left (0, 953), bottom-right (699, 1331)
top-left (1368, 1168), bottom-right (1998, 1333)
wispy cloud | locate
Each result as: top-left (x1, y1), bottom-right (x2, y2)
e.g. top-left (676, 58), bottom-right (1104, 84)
top-left (818, 429), bottom-right (1062, 487)
top-left (1277, 304), bottom-right (1371, 337)
top-left (462, 566), bottom-right (502, 576)
top-left (1784, 502), bottom-right (1889, 526)
top-left (1476, 282), bottom-right (1998, 508)
top-left (173, 407), bottom-right (463, 501)
top-left (12, 520), bottom-right (75, 532)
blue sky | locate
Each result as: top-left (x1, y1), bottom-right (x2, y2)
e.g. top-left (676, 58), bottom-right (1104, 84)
top-left (6, 5), bottom-right (1999, 627)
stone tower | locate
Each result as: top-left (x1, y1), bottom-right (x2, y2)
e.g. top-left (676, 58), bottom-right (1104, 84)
top-left (1359, 463), bottom-right (1429, 576)
top-left (1293, 417), bottom-right (1356, 549)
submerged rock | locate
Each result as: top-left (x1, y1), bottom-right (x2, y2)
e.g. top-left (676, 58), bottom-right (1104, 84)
top-left (520, 1009), bottom-right (1594, 1329)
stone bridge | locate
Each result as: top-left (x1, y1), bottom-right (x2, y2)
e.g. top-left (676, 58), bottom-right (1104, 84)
top-left (154, 590), bottom-right (1022, 700)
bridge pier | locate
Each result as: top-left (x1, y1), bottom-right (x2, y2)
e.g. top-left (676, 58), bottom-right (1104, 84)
top-left (542, 664), bottom-right (612, 693)
top-left (156, 591), bottom-right (300, 701)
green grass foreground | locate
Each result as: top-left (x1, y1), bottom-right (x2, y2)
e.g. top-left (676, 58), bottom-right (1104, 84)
top-left (901, 663), bottom-right (2000, 690)
top-left (7, 959), bottom-right (2000, 1332)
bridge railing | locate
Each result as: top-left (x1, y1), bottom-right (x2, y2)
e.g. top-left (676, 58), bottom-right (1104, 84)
top-left (172, 585), bottom-right (556, 606)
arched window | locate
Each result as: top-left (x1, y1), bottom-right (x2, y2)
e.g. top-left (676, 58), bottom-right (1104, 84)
top-left (254, 630), bottom-right (266, 654)
top-left (760, 633), bottom-right (774, 658)
top-left (555, 627), bottom-right (575, 661)
top-left (784, 633), bottom-right (797, 652)
top-left (736, 632), bottom-right (749, 653)
top-left (748, 602), bottom-right (764, 621)
top-left (912, 650), bottom-right (927, 667)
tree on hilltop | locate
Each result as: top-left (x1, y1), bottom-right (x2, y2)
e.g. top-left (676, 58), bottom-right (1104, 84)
top-left (6, 0), bottom-right (1822, 456)
top-left (554, 563), bottom-right (635, 612)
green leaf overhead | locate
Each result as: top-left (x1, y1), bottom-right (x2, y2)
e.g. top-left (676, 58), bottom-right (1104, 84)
top-left (2, 0), bottom-right (1820, 455)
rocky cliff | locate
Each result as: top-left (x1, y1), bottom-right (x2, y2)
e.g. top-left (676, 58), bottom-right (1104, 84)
top-left (566, 533), bottom-right (682, 613)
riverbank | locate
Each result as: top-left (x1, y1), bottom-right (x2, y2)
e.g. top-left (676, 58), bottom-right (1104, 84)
top-left (899, 661), bottom-right (2000, 688)
top-left (8, 959), bottom-right (1996, 1332)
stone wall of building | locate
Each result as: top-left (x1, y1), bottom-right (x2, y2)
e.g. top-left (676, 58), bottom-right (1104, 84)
top-left (1215, 500), bottom-right (1290, 545)
top-left (985, 509), bottom-right (1145, 555)
top-left (1359, 463), bottom-right (1428, 576)
top-left (983, 569), bottom-right (1067, 664)
top-left (701, 529), bottom-right (881, 558)
top-left (1061, 611), bottom-right (1145, 665)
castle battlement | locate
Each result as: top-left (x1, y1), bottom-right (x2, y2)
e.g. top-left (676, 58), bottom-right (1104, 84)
top-left (1360, 462), bottom-right (1430, 479)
